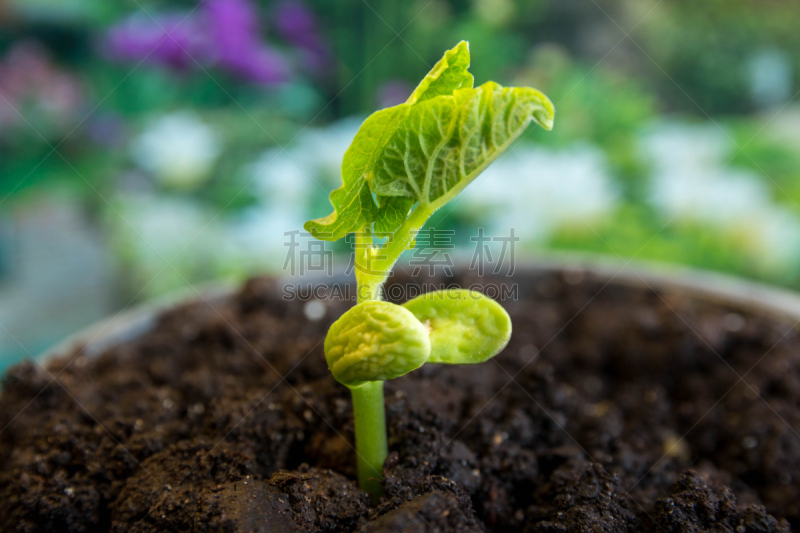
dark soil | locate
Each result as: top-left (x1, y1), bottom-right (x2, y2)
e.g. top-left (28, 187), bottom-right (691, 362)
top-left (1, 267), bottom-right (799, 532)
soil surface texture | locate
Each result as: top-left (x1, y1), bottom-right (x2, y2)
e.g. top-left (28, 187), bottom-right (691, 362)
top-left (1, 268), bottom-right (799, 532)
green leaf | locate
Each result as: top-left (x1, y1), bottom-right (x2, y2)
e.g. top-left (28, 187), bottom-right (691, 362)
top-left (371, 81), bottom-right (555, 209)
top-left (304, 174), bottom-right (377, 240)
top-left (305, 105), bottom-right (409, 240)
top-left (374, 196), bottom-right (415, 236)
top-left (325, 301), bottom-right (431, 387)
top-left (305, 41), bottom-right (474, 240)
top-left (406, 40), bottom-right (473, 104)
top-left (403, 289), bottom-right (511, 365)
top-left (305, 41), bottom-right (555, 244)
top-left (342, 105), bottom-right (411, 191)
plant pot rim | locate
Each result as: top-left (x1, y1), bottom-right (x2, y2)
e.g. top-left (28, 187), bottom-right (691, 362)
top-left (37, 255), bottom-right (800, 367)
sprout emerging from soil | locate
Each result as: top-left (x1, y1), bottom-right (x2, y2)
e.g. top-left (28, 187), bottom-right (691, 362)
top-left (304, 41), bottom-right (554, 500)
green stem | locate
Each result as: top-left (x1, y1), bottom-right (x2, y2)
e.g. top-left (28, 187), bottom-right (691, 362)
top-left (355, 203), bottom-right (434, 302)
top-left (354, 229), bottom-right (376, 303)
top-left (350, 381), bottom-right (387, 502)
top-left (349, 203), bottom-right (435, 501)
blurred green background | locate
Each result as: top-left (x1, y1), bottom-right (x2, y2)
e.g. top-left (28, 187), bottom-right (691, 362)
top-left (1, 0), bottom-right (799, 370)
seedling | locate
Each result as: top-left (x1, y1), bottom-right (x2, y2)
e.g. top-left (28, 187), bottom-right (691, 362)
top-left (304, 41), bottom-right (554, 500)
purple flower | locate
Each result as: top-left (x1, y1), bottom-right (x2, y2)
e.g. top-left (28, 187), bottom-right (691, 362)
top-left (103, 0), bottom-right (291, 85)
top-left (274, 1), bottom-right (318, 44)
top-left (274, 1), bottom-right (330, 73)
top-left (204, 0), bottom-right (262, 64)
top-left (203, 0), bottom-right (290, 83)
top-left (0, 41), bottom-right (85, 133)
top-left (105, 14), bottom-right (207, 71)
top-left (222, 45), bottom-right (290, 84)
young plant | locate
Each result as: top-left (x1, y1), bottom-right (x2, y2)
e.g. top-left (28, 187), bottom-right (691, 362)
top-left (304, 41), bottom-right (554, 500)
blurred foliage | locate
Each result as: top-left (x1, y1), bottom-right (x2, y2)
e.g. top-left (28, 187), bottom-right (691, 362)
top-left (725, 119), bottom-right (800, 213)
top-left (639, 0), bottom-right (800, 114)
top-left (513, 45), bottom-right (656, 201)
top-left (547, 204), bottom-right (799, 286)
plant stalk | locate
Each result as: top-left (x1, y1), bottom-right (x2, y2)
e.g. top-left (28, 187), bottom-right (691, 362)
top-left (355, 204), bottom-right (434, 302)
top-left (349, 203), bottom-right (434, 500)
top-left (350, 381), bottom-right (387, 502)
